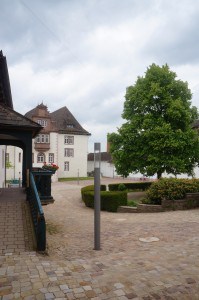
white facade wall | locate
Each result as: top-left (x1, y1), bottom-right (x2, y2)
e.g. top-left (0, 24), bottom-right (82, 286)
top-left (5, 146), bottom-right (23, 182)
top-left (88, 159), bottom-right (199, 180)
top-left (57, 134), bottom-right (89, 178)
top-left (32, 132), bottom-right (89, 180)
top-left (0, 145), bottom-right (6, 187)
top-left (88, 161), bottom-right (116, 178)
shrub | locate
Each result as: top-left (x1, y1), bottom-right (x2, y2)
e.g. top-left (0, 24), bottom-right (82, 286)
top-left (101, 191), bottom-right (127, 212)
top-left (118, 183), bottom-right (126, 191)
top-left (81, 185), bottom-right (106, 201)
top-left (108, 182), bottom-right (152, 191)
top-left (146, 178), bottom-right (199, 205)
top-left (81, 186), bottom-right (127, 212)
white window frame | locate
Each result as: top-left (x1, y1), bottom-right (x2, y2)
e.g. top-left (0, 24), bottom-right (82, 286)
top-left (37, 119), bottom-right (47, 127)
top-left (64, 161), bottom-right (69, 171)
top-left (64, 135), bottom-right (74, 145)
top-left (64, 148), bottom-right (74, 157)
top-left (37, 152), bottom-right (45, 163)
top-left (49, 153), bottom-right (54, 163)
top-left (35, 134), bottom-right (50, 143)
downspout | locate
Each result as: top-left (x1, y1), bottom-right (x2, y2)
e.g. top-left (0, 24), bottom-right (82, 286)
top-left (5, 146), bottom-right (7, 188)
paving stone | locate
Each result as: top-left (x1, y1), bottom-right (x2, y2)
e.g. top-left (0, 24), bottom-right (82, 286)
top-left (0, 181), bottom-right (199, 299)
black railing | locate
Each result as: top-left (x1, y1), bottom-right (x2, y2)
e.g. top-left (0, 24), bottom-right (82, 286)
top-left (29, 172), bottom-right (46, 251)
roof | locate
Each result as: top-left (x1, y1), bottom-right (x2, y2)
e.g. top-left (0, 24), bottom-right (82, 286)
top-left (25, 103), bottom-right (49, 119)
top-left (88, 152), bottom-right (113, 162)
top-left (0, 51), bottom-right (13, 109)
top-left (0, 104), bottom-right (42, 137)
top-left (50, 106), bottom-right (91, 135)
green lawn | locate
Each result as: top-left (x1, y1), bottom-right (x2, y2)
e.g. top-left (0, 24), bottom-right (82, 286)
top-left (58, 177), bottom-right (94, 182)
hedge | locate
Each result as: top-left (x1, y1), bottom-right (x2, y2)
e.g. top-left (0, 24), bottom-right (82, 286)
top-left (81, 185), bottom-right (106, 201)
top-left (108, 182), bottom-right (152, 191)
top-left (146, 178), bottom-right (199, 205)
top-left (81, 185), bottom-right (127, 212)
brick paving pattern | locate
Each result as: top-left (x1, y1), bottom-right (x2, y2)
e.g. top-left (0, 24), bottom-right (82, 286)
top-left (0, 180), bottom-right (199, 299)
top-left (0, 188), bottom-right (35, 255)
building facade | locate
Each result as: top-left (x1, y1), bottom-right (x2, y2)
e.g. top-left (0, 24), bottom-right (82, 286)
top-left (6, 103), bottom-right (90, 182)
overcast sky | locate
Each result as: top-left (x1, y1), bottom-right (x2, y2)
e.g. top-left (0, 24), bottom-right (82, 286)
top-left (1, 0), bottom-right (199, 152)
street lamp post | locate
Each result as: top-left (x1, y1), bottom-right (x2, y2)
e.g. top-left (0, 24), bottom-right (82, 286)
top-left (94, 142), bottom-right (101, 250)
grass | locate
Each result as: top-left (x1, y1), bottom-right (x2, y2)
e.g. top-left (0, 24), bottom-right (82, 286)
top-left (127, 200), bottom-right (138, 207)
top-left (127, 192), bottom-right (146, 207)
top-left (58, 177), bottom-right (94, 182)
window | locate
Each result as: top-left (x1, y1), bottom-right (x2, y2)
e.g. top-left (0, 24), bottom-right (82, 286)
top-left (64, 148), bottom-right (74, 157)
top-left (66, 124), bottom-right (74, 128)
top-left (19, 153), bottom-right (21, 163)
top-left (45, 135), bottom-right (49, 143)
top-left (35, 135), bottom-right (40, 143)
top-left (49, 153), bottom-right (54, 163)
top-left (37, 152), bottom-right (45, 163)
top-left (37, 119), bottom-right (47, 127)
top-left (32, 153), bottom-right (34, 163)
top-left (35, 134), bottom-right (49, 143)
top-left (64, 135), bottom-right (74, 145)
top-left (64, 161), bottom-right (69, 171)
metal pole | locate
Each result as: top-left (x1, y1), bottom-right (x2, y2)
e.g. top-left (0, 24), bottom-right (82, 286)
top-left (94, 143), bottom-right (101, 250)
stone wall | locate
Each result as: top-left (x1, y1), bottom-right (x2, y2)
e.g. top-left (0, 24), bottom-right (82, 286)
top-left (137, 204), bottom-right (163, 213)
top-left (162, 193), bottom-right (199, 211)
top-left (118, 193), bottom-right (199, 213)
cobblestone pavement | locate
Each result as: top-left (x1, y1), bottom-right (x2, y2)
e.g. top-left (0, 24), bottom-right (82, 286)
top-left (0, 180), bottom-right (199, 299)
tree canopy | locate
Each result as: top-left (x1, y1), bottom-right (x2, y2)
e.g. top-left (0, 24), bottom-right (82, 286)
top-left (108, 63), bottom-right (199, 179)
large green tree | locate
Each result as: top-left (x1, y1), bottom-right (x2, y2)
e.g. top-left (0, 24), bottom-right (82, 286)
top-left (108, 63), bottom-right (199, 179)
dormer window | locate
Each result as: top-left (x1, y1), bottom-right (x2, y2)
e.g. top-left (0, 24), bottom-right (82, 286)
top-left (37, 119), bottom-right (47, 127)
top-left (66, 124), bottom-right (74, 128)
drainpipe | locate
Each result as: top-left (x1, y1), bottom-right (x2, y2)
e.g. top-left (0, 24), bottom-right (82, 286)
top-left (5, 146), bottom-right (7, 188)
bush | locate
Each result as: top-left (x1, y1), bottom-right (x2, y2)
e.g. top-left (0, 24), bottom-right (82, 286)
top-left (101, 191), bottom-right (127, 212)
top-left (146, 178), bottom-right (199, 205)
top-left (81, 185), bottom-right (127, 212)
top-left (108, 182), bottom-right (152, 191)
top-left (118, 183), bottom-right (126, 191)
top-left (81, 185), bottom-right (106, 201)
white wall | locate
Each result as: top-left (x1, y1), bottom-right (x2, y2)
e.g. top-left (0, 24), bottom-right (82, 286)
top-left (6, 146), bottom-right (23, 182)
top-left (0, 146), bottom-right (6, 187)
top-left (88, 161), bottom-right (116, 178)
top-left (32, 132), bottom-right (89, 180)
top-left (57, 134), bottom-right (89, 178)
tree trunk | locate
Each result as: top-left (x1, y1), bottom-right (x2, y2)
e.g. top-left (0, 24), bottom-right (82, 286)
top-left (157, 170), bottom-right (162, 179)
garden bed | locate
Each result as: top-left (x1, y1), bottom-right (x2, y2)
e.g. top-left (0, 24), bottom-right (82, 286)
top-left (118, 193), bottom-right (199, 213)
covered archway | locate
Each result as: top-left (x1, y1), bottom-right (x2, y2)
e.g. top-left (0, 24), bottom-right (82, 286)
top-left (0, 50), bottom-right (42, 187)
top-left (0, 107), bottom-right (42, 187)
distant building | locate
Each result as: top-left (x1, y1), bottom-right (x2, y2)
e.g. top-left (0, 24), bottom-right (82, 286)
top-left (6, 103), bottom-right (91, 181)
top-left (87, 151), bottom-right (116, 178)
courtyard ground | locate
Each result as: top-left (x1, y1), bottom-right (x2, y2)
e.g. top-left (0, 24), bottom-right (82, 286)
top-left (43, 178), bottom-right (199, 299)
top-left (0, 178), bottom-right (199, 299)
